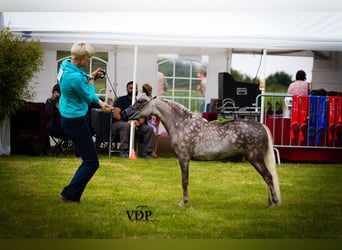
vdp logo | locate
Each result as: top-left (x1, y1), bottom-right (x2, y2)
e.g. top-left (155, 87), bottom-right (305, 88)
top-left (126, 205), bottom-right (157, 223)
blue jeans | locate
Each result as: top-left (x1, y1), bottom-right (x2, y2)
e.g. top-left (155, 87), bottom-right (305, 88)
top-left (60, 116), bottom-right (99, 201)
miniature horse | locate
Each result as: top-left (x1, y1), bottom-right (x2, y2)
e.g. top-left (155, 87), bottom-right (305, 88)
top-left (123, 94), bottom-right (281, 207)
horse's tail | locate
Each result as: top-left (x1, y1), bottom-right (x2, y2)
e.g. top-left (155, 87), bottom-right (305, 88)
top-left (263, 125), bottom-right (281, 205)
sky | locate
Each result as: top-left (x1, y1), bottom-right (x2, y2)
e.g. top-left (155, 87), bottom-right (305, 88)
top-left (231, 54), bottom-right (314, 83)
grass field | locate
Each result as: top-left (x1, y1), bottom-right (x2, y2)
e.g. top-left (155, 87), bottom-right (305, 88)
top-left (0, 153), bottom-right (341, 239)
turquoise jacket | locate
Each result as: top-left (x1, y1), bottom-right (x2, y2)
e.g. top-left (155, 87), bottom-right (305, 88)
top-left (57, 59), bottom-right (100, 118)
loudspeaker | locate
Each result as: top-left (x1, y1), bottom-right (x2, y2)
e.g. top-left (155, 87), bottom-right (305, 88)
top-left (218, 72), bottom-right (261, 107)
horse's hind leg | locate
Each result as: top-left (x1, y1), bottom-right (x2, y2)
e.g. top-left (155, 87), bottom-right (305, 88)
top-left (178, 158), bottom-right (190, 206)
top-left (248, 158), bottom-right (279, 207)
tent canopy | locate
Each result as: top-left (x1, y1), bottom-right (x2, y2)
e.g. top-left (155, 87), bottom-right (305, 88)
top-left (3, 11), bottom-right (342, 52)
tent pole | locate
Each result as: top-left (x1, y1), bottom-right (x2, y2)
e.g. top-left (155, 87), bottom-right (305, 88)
top-left (129, 45), bottom-right (138, 159)
top-left (260, 49), bottom-right (267, 123)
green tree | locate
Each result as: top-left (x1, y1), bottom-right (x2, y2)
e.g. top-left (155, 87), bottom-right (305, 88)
top-left (231, 69), bottom-right (255, 83)
top-left (0, 28), bottom-right (44, 121)
top-left (266, 71), bottom-right (292, 93)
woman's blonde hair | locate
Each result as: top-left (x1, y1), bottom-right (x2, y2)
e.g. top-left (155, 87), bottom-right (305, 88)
top-left (71, 41), bottom-right (95, 59)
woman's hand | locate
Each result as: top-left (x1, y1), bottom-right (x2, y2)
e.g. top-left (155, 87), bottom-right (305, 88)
top-left (99, 101), bottom-right (113, 113)
top-left (91, 68), bottom-right (106, 80)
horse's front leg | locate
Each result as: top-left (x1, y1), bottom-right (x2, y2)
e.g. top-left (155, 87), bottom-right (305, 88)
top-left (178, 158), bottom-right (190, 206)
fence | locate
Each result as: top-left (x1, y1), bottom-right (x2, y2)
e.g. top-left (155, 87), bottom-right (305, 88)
top-left (255, 93), bottom-right (342, 163)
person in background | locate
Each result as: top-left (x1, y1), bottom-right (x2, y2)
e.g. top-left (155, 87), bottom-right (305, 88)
top-left (57, 41), bottom-right (113, 203)
top-left (45, 83), bottom-right (68, 142)
top-left (112, 81), bottom-right (154, 159)
top-left (196, 68), bottom-right (207, 97)
top-left (157, 72), bottom-right (168, 96)
top-left (142, 83), bottom-right (160, 158)
top-left (287, 70), bottom-right (311, 95)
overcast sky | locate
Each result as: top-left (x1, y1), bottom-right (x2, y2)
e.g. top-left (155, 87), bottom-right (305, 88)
top-left (231, 54), bottom-right (314, 83)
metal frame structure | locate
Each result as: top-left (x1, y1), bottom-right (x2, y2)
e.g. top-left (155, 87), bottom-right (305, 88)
top-left (255, 93), bottom-right (342, 162)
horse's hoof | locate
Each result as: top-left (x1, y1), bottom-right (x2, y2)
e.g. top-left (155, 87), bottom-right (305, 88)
top-left (178, 200), bottom-right (188, 206)
top-left (268, 202), bottom-right (280, 208)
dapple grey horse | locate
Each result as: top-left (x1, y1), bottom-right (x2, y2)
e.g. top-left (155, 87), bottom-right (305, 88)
top-left (123, 94), bottom-right (281, 207)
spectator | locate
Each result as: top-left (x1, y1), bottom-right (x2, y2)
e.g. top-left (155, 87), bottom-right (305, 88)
top-left (142, 83), bottom-right (160, 158)
top-left (196, 68), bottom-right (207, 96)
top-left (287, 70), bottom-right (311, 95)
top-left (112, 81), bottom-right (154, 159)
top-left (157, 72), bottom-right (168, 96)
top-left (45, 83), bottom-right (68, 141)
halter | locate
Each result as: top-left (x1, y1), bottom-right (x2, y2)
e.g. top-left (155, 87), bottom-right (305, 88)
top-left (135, 96), bottom-right (157, 114)
top-left (120, 96), bottom-right (157, 121)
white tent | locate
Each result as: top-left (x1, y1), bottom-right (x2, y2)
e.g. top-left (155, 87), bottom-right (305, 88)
top-left (3, 11), bottom-right (342, 51)
top-left (2, 7), bottom-right (342, 96)
top-left (3, 10), bottom-right (342, 95)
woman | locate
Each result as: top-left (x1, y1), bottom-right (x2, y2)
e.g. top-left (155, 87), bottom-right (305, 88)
top-left (57, 41), bottom-right (112, 203)
top-left (142, 83), bottom-right (160, 158)
top-left (287, 70), bottom-right (311, 95)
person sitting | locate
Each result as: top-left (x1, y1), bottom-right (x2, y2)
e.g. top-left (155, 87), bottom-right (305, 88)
top-left (45, 83), bottom-right (68, 142)
top-left (142, 83), bottom-right (160, 158)
top-left (111, 81), bottom-right (154, 158)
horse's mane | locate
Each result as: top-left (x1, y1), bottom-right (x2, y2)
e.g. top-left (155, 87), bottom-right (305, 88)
top-left (160, 98), bottom-right (195, 119)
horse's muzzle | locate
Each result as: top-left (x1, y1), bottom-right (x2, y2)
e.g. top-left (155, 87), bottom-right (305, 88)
top-left (120, 106), bottom-right (137, 121)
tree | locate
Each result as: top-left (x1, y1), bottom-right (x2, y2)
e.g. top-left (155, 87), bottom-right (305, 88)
top-left (0, 28), bottom-right (44, 122)
top-left (231, 69), bottom-right (255, 83)
top-left (265, 71), bottom-right (292, 93)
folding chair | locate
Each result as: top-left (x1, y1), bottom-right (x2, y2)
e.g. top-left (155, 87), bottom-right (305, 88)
top-left (109, 129), bottom-right (120, 157)
top-left (49, 135), bottom-right (73, 157)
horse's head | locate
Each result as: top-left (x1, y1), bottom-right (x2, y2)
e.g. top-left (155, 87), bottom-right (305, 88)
top-left (120, 94), bottom-right (156, 121)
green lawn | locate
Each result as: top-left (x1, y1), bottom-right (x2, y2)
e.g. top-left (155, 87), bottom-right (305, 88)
top-left (0, 153), bottom-right (341, 239)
